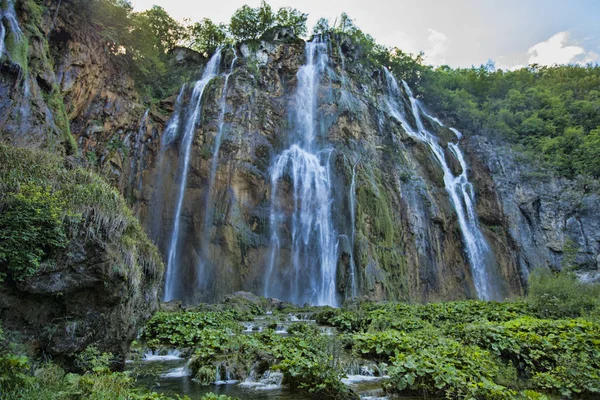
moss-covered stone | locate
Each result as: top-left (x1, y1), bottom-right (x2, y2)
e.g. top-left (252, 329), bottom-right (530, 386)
top-left (0, 144), bottom-right (163, 367)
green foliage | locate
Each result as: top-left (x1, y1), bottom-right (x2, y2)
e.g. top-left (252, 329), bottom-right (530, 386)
top-left (4, 28), bottom-right (29, 73)
top-left (458, 317), bottom-right (600, 397)
top-left (230, 1), bottom-right (307, 41)
top-left (137, 6), bottom-right (185, 54)
top-left (0, 144), bottom-right (164, 286)
top-left (230, 2), bottom-right (274, 41)
top-left (43, 85), bottom-right (77, 154)
top-left (0, 354), bottom-right (31, 394)
top-left (420, 64), bottom-right (600, 178)
top-left (142, 311), bottom-right (242, 348)
top-left (75, 346), bottom-right (114, 373)
top-left (275, 7), bottom-right (308, 37)
top-left (0, 352), bottom-right (183, 399)
top-left (312, 18), bottom-right (330, 36)
top-left (188, 19), bottom-right (228, 55)
top-left (386, 338), bottom-right (518, 399)
top-left (526, 267), bottom-right (600, 318)
top-left (200, 395), bottom-right (237, 400)
top-left (0, 183), bottom-right (68, 281)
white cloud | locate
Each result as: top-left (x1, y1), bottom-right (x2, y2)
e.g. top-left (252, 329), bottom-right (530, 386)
top-left (425, 28), bottom-right (448, 65)
top-left (527, 31), bottom-right (598, 66)
top-left (378, 28), bottom-right (448, 66)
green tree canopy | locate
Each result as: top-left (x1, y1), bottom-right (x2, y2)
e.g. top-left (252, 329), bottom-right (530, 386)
top-left (275, 7), bottom-right (308, 37)
top-left (188, 18), bottom-right (228, 55)
top-left (230, 1), bottom-right (274, 41)
top-left (137, 6), bottom-right (185, 53)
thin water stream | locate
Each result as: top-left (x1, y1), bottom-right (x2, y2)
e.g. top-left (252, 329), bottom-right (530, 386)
top-left (383, 69), bottom-right (502, 300)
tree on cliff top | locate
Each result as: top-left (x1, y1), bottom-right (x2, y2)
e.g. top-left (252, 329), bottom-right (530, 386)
top-left (188, 18), bottom-right (228, 56)
top-left (229, 1), bottom-right (307, 41)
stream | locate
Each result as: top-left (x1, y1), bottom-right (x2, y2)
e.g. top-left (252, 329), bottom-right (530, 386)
top-left (127, 312), bottom-right (397, 400)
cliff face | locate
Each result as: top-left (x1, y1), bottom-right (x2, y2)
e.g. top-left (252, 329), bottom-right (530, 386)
top-left (0, 1), bottom-right (162, 367)
top-left (466, 136), bottom-right (600, 280)
top-left (137, 36), bottom-right (524, 304)
top-left (1, 2), bottom-right (598, 307)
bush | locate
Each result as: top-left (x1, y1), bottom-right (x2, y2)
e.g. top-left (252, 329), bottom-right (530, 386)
top-left (142, 311), bottom-right (242, 348)
top-left (385, 339), bottom-right (518, 399)
top-left (457, 317), bottom-right (600, 397)
top-left (0, 144), bottom-right (163, 286)
top-left (0, 184), bottom-right (67, 281)
top-left (527, 268), bottom-right (600, 318)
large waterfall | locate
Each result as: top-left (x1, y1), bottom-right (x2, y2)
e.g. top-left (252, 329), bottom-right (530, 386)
top-left (383, 69), bottom-right (501, 300)
top-left (264, 38), bottom-right (339, 306)
top-left (162, 49), bottom-right (223, 302)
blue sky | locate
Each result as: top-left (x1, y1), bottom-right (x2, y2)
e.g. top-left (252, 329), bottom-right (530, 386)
top-left (130, 0), bottom-right (600, 69)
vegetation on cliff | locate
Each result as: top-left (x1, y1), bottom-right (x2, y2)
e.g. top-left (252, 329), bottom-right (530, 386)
top-left (420, 64), bottom-right (600, 178)
top-left (70, 0), bottom-right (599, 180)
top-left (0, 143), bottom-right (163, 283)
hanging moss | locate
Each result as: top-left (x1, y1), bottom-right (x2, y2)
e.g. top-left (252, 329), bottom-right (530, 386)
top-left (354, 168), bottom-right (410, 300)
top-left (4, 30), bottom-right (28, 73)
top-left (43, 85), bottom-right (78, 154)
top-left (0, 143), bottom-right (164, 283)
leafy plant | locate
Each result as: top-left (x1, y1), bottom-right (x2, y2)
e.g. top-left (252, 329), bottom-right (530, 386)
top-left (0, 183), bottom-right (68, 281)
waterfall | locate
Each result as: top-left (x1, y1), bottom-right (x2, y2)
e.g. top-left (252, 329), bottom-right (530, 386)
top-left (347, 161), bottom-right (358, 298)
top-left (0, 0), bottom-right (22, 59)
top-left (0, 23), bottom-right (5, 57)
top-left (0, 0), bottom-right (21, 55)
top-left (264, 38), bottom-right (339, 306)
top-left (198, 49), bottom-right (238, 289)
top-left (383, 69), bottom-right (500, 300)
top-left (163, 48), bottom-right (223, 302)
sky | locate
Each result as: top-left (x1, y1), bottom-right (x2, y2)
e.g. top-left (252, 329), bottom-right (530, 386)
top-left (130, 0), bottom-right (600, 69)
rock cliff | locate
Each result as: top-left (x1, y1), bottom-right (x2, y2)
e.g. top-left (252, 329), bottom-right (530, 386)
top-left (1, 1), bottom-right (598, 309)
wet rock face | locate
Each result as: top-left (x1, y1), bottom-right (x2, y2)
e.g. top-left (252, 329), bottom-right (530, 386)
top-left (467, 136), bottom-right (600, 277)
top-left (4, 4), bottom-right (597, 307)
top-left (139, 37), bottom-right (526, 304)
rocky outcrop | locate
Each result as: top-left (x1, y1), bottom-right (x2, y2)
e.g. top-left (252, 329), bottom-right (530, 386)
top-left (139, 35), bottom-right (524, 304)
top-left (466, 136), bottom-right (600, 279)
top-left (0, 144), bottom-right (164, 368)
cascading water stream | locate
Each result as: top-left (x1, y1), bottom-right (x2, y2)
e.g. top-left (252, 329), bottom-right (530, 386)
top-left (0, 23), bottom-right (5, 59)
top-left (264, 38), bottom-right (339, 306)
top-left (197, 49), bottom-right (238, 288)
top-left (0, 0), bottom-right (22, 58)
top-left (383, 69), bottom-right (500, 300)
top-left (163, 48), bottom-right (223, 302)
top-left (347, 161), bottom-right (358, 298)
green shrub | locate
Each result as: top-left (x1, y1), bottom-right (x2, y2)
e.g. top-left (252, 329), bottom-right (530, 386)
top-left (142, 311), bottom-right (242, 348)
top-left (0, 183), bottom-right (68, 282)
top-left (0, 354), bottom-right (31, 394)
top-left (0, 144), bottom-right (163, 286)
top-left (527, 268), bottom-right (600, 318)
top-left (385, 339), bottom-right (518, 399)
top-left (457, 317), bottom-right (600, 397)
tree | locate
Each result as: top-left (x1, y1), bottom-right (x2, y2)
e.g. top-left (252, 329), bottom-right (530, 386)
top-left (312, 18), bottom-right (330, 36)
top-left (229, 1), bottom-right (275, 41)
top-left (275, 7), bottom-right (308, 37)
top-left (188, 18), bottom-right (228, 55)
top-left (336, 12), bottom-right (358, 35)
top-left (138, 6), bottom-right (185, 53)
